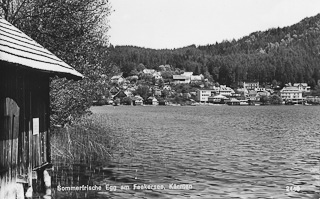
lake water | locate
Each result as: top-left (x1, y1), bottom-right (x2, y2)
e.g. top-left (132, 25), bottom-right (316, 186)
top-left (52, 105), bottom-right (320, 199)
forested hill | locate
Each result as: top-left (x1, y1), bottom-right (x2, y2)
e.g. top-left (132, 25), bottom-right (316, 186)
top-left (108, 13), bottom-right (320, 88)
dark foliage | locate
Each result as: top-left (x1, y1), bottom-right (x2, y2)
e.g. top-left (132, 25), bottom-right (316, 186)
top-left (109, 14), bottom-right (320, 88)
top-left (1, 0), bottom-right (112, 127)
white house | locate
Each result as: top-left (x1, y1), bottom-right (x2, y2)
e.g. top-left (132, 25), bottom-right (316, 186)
top-left (243, 81), bottom-right (259, 90)
top-left (196, 89), bottom-right (215, 102)
top-left (173, 75), bottom-right (190, 84)
top-left (152, 71), bottom-right (162, 79)
top-left (219, 85), bottom-right (235, 96)
top-left (191, 74), bottom-right (204, 82)
top-left (280, 86), bottom-right (303, 102)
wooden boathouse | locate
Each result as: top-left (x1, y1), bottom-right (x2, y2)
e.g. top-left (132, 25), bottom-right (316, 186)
top-left (0, 17), bottom-right (83, 194)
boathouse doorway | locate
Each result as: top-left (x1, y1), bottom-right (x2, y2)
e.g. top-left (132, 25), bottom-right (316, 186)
top-left (0, 98), bottom-right (23, 183)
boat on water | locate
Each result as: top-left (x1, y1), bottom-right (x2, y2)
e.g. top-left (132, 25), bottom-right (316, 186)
top-left (239, 100), bottom-right (249, 106)
top-left (226, 98), bottom-right (240, 105)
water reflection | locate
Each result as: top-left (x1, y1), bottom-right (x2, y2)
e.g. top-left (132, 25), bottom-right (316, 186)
top-left (52, 106), bottom-right (320, 199)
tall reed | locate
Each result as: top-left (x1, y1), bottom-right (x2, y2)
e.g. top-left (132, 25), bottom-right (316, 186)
top-left (51, 116), bottom-right (122, 165)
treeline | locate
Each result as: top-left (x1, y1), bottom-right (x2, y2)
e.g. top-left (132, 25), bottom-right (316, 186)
top-left (109, 14), bottom-right (320, 88)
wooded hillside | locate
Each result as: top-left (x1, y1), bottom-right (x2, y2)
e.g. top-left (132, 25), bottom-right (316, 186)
top-left (109, 14), bottom-right (320, 88)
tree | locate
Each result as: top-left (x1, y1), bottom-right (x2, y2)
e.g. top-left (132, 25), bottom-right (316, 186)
top-left (269, 94), bottom-right (283, 105)
top-left (161, 71), bottom-right (173, 79)
top-left (1, 0), bottom-right (112, 127)
top-left (129, 68), bottom-right (139, 76)
top-left (161, 89), bottom-right (170, 98)
top-left (121, 97), bottom-right (132, 105)
top-left (136, 63), bottom-right (146, 72)
top-left (260, 95), bottom-right (269, 105)
top-left (272, 79), bottom-right (278, 88)
top-left (136, 85), bottom-right (150, 100)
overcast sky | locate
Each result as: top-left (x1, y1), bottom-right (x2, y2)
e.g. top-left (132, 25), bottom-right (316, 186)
top-left (108, 0), bottom-right (320, 49)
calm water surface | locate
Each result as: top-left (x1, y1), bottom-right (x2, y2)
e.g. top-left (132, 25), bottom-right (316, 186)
top-left (53, 105), bottom-right (320, 199)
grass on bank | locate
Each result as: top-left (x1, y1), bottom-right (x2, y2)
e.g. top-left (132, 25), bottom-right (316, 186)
top-left (51, 116), bottom-right (123, 165)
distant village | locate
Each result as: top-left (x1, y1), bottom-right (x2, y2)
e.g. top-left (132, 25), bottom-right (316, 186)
top-left (94, 64), bottom-right (320, 106)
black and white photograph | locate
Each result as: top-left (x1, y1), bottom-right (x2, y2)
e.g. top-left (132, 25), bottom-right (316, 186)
top-left (0, 0), bottom-right (320, 198)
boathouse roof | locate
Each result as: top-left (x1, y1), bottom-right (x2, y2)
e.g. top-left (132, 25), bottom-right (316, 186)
top-left (0, 17), bottom-right (83, 80)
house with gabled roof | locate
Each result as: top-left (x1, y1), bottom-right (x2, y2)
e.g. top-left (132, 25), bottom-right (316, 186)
top-left (113, 90), bottom-right (127, 100)
top-left (0, 17), bottom-right (83, 195)
top-left (109, 86), bottom-right (120, 96)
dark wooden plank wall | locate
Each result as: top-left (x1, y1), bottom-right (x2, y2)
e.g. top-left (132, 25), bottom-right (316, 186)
top-left (0, 62), bottom-right (50, 185)
top-left (0, 98), bottom-right (20, 185)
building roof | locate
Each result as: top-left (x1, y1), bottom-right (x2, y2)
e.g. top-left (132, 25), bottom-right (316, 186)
top-left (0, 17), bottom-right (83, 80)
top-left (212, 94), bottom-right (228, 99)
top-left (111, 75), bottom-right (124, 80)
top-left (229, 98), bottom-right (240, 102)
top-left (191, 75), bottom-right (203, 81)
top-left (293, 83), bottom-right (308, 87)
top-left (182, 72), bottom-right (193, 77)
top-left (173, 75), bottom-right (187, 80)
top-left (281, 86), bottom-right (303, 92)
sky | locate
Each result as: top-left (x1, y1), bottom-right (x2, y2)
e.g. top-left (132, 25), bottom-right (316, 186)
top-left (108, 0), bottom-right (320, 49)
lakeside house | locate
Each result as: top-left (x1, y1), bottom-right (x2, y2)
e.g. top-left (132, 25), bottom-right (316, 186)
top-left (226, 98), bottom-right (241, 105)
top-left (280, 86), bottom-right (304, 103)
top-left (196, 89), bottom-right (215, 102)
top-left (218, 85), bottom-right (235, 96)
top-left (132, 95), bottom-right (144, 105)
top-left (208, 94), bottom-right (228, 104)
top-left (146, 96), bottom-right (159, 105)
top-left (247, 90), bottom-right (258, 101)
top-left (196, 85), bottom-right (234, 102)
top-left (243, 81), bottom-right (260, 90)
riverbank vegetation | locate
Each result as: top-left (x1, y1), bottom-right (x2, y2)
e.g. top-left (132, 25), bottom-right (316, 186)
top-left (51, 116), bottom-right (124, 165)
